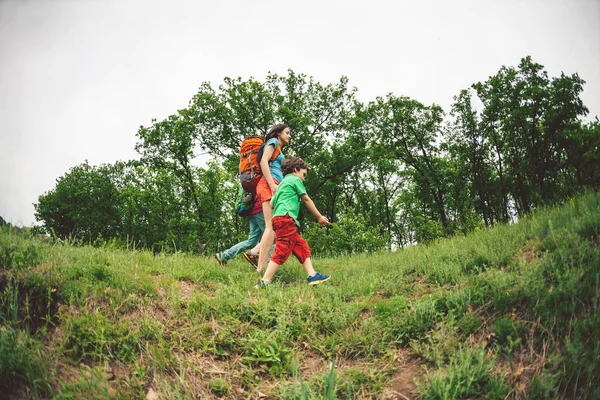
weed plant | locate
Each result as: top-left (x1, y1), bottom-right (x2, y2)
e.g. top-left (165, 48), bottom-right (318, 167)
top-left (0, 191), bottom-right (599, 398)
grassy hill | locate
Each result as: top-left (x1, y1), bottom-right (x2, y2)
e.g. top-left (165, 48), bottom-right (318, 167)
top-left (1, 192), bottom-right (599, 399)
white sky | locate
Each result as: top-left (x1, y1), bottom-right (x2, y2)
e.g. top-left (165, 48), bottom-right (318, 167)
top-left (1, 0), bottom-right (599, 226)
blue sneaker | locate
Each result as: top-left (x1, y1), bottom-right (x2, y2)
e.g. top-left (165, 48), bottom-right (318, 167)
top-left (307, 272), bottom-right (331, 286)
top-left (255, 279), bottom-right (272, 289)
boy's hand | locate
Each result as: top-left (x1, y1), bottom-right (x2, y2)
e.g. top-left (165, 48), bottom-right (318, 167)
top-left (318, 216), bottom-right (330, 227)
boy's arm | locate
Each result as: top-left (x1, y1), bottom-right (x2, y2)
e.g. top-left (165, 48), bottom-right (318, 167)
top-left (300, 194), bottom-right (330, 227)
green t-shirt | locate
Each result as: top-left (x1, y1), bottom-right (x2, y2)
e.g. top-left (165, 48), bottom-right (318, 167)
top-left (272, 174), bottom-right (307, 226)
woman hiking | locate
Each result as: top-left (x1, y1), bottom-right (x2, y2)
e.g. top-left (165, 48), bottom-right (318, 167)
top-left (243, 123), bottom-right (290, 272)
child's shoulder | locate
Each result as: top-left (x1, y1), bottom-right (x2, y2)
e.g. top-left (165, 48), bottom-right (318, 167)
top-left (283, 174), bottom-right (301, 184)
top-left (282, 175), bottom-right (306, 192)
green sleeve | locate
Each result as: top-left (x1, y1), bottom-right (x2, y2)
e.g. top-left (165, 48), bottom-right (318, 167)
top-left (293, 178), bottom-right (307, 197)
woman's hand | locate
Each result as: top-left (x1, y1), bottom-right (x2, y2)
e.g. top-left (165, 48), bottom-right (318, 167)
top-left (269, 182), bottom-right (279, 194)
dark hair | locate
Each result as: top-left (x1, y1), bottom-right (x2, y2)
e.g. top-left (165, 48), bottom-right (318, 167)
top-left (282, 156), bottom-right (309, 176)
top-left (264, 124), bottom-right (289, 142)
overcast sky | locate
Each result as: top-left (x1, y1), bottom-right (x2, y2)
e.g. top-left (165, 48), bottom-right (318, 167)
top-left (1, 0), bottom-right (599, 226)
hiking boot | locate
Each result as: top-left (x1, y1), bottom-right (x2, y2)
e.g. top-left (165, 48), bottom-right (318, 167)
top-left (307, 272), bottom-right (331, 286)
top-left (255, 279), bottom-right (272, 289)
top-left (214, 252), bottom-right (227, 266)
top-left (243, 251), bottom-right (259, 269)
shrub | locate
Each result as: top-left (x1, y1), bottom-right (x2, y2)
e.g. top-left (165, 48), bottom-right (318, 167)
top-left (303, 209), bottom-right (389, 256)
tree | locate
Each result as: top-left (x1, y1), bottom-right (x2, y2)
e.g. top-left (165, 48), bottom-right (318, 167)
top-left (471, 56), bottom-right (591, 218)
top-left (34, 162), bottom-right (124, 241)
top-left (371, 95), bottom-right (450, 231)
top-left (35, 63), bottom-right (599, 252)
top-left (188, 71), bottom-right (367, 227)
top-left (135, 110), bottom-right (205, 228)
top-left (446, 89), bottom-right (499, 227)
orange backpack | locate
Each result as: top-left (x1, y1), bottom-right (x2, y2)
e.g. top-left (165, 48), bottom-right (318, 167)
top-left (239, 136), bottom-right (280, 193)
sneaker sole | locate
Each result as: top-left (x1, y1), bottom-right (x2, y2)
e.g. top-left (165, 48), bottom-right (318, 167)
top-left (308, 276), bottom-right (331, 286)
top-left (243, 252), bottom-right (259, 268)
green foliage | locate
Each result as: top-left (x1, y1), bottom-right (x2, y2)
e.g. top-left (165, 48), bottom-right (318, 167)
top-left (55, 366), bottom-right (112, 400)
top-left (243, 331), bottom-right (292, 377)
top-left (414, 216), bottom-right (446, 244)
top-left (208, 377), bottom-right (231, 397)
top-left (34, 161), bottom-right (125, 242)
top-left (61, 311), bottom-right (161, 363)
top-left (559, 312), bottom-right (600, 399)
top-left (62, 311), bottom-right (121, 361)
top-left (493, 318), bottom-right (524, 346)
top-left (33, 59), bottom-right (600, 254)
top-left (374, 295), bottom-right (409, 319)
top-left (410, 319), bottom-right (462, 367)
top-left (0, 329), bottom-right (50, 398)
top-left (529, 372), bottom-right (559, 399)
top-left (0, 226), bottom-right (46, 271)
top-left (281, 360), bottom-right (340, 400)
top-left (457, 313), bottom-right (482, 336)
top-left (3, 184), bottom-right (600, 398)
top-left (281, 359), bottom-right (392, 400)
top-left (303, 208), bottom-right (389, 256)
top-left (419, 345), bottom-right (508, 399)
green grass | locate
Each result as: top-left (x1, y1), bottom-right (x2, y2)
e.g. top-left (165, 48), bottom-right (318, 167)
top-left (1, 191), bottom-right (599, 399)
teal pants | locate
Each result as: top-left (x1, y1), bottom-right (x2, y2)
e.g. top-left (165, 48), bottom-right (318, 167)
top-left (222, 212), bottom-right (265, 261)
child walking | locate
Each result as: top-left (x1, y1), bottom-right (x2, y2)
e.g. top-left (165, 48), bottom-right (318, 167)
top-left (215, 194), bottom-right (265, 265)
top-left (256, 156), bottom-right (331, 288)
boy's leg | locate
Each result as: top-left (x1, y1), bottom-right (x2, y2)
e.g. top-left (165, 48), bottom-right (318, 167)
top-left (261, 260), bottom-right (281, 283)
top-left (291, 234), bottom-right (313, 273)
top-left (300, 257), bottom-right (316, 277)
top-left (292, 235), bottom-right (331, 285)
top-left (261, 216), bottom-right (294, 282)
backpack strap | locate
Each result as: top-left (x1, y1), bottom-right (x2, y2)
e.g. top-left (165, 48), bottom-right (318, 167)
top-left (258, 140), bottom-right (282, 172)
top-left (270, 145), bottom-right (281, 162)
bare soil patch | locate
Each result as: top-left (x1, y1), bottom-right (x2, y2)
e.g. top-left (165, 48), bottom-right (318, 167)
top-left (380, 349), bottom-right (421, 400)
top-left (298, 350), bottom-right (327, 377)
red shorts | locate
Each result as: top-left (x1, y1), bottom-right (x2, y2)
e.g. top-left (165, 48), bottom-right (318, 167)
top-left (256, 177), bottom-right (279, 204)
top-left (271, 215), bottom-right (312, 265)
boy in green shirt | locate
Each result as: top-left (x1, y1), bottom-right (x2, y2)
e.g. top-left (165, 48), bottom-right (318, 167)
top-left (256, 156), bottom-right (331, 288)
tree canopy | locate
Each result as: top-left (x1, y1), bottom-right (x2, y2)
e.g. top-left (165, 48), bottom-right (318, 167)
top-left (34, 59), bottom-right (600, 254)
